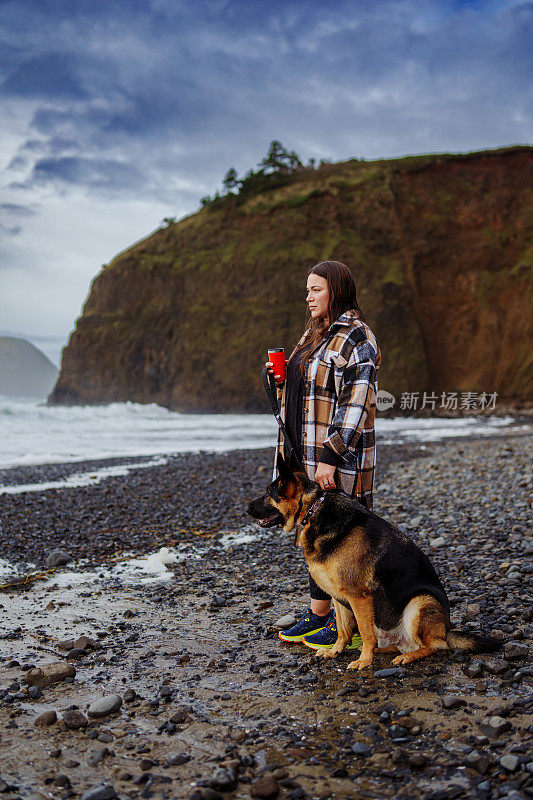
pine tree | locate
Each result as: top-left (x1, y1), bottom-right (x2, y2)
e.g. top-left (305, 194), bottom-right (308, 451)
top-left (222, 167), bottom-right (239, 192)
top-left (260, 140), bottom-right (290, 172)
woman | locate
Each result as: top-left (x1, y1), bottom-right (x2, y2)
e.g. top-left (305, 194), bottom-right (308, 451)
top-left (267, 260), bottom-right (381, 651)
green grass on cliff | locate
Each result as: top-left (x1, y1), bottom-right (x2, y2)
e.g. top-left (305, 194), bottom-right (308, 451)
top-left (103, 146), bottom-right (532, 275)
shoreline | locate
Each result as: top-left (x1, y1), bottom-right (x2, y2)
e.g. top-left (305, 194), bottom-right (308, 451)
top-left (1, 403), bottom-right (530, 477)
top-left (0, 410), bottom-right (530, 481)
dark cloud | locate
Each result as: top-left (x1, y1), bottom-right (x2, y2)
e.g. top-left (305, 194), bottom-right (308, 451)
top-left (1, 53), bottom-right (88, 99)
top-left (1, 0), bottom-right (531, 200)
top-left (0, 203), bottom-right (36, 216)
top-left (29, 156), bottom-right (145, 192)
top-left (1, 0), bottom-right (530, 340)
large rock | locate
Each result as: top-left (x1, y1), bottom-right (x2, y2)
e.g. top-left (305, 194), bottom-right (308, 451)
top-left (45, 550), bottom-right (72, 568)
top-left (34, 710), bottom-right (57, 727)
top-left (87, 694), bottom-right (122, 718)
top-left (478, 715), bottom-right (512, 737)
top-left (48, 147), bottom-right (533, 411)
top-left (63, 710), bottom-right (89, 730)
top-left (251, 775), bottom-right (279, 799)
top-left (25, 662), bottom-right (76, 688)
top-left (80, 786), bottom-right (116, 800)
top-left (442, 695), bottom-right (467, 709)
top-left (274, 614), bottom-right (297, 629)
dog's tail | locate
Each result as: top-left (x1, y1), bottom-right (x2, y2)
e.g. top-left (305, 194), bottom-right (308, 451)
top-left (446, 629), bottom-right (502, 654)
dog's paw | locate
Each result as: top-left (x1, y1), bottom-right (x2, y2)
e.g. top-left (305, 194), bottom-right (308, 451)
top-left (391, 654), bottom-right (412, 666)
top-left (316, 649), bottom-right (338, 659)
top-left (347, 657), bottom-right (372, 671)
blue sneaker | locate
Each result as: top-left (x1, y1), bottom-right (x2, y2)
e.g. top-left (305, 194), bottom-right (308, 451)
top-left (278, 609), bottom-right (334, 643)
top-left (303, 618), bottom-right (363, 651)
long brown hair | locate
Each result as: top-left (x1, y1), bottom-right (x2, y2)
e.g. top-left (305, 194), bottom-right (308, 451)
top-left (294, 260), bottom-right (366, 375)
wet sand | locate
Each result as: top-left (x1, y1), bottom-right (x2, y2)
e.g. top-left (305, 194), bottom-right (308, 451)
top-left (0, 426), bottom-right (531, 800)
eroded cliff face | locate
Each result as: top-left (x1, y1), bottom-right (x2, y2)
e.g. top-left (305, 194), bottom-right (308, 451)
top-left (50, 147), bottom-right (533, 411)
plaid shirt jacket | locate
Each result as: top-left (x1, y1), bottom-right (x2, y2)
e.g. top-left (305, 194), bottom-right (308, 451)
top-left (276, 310), bottom-right (381, 509)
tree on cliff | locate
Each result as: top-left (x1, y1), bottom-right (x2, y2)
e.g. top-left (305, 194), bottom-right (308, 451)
top-left (223, 167), bottom-right (239, 192)
top-left (260, 140), bottom-right (303, 174)
top-left (200, 141), bottom-right (304, 208)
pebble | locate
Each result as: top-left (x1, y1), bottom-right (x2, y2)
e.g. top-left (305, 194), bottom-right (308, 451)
top-left (80, 785), bottom-right (116, 800)
top-left (442, 694), bottom-right (467, 709)
top-left (25, 662), bottom-right (76, 688)
top-left (34, 710), bottom-right (57, 727)
top-left (465, 660), bottom-right (484, 678)
top-left (500, 754), bottom-right (520, 772)
top-left (250, 775), bottom-right (279, 799)
top-left (464, 750), bottom-right (491, 774)
top-left (74, 635), bottom-right (97, 651)
top-left (62, 710), bottom-right (89, 730)
top-left (429, 536), bottom-right (446, 548)
top-left (87, 748), bottom-right (109, 766)
top-left (66, 648), bottom-right (88, 660)
top-left (209, 767), bottom-right (237, 792)
top-left (352, 742), bottom-right (371, 756)
top-left (373, 668), bottom-right (408, 678)
top-left (45, 549), bottom-right (72, 568)
top-left (170, 706), bottom-right (190, 724)
top-left (484, 659), bottom-right (509, 675)
top-left (87, 694), bottom-right (122, 718)
top-left (478, 716), bottom-right (512, 737)
top-left (200, 790), bottom-right (224, 800)
top-left (504, 641), bottom-right (529, 660)
top-left (274, 614), bottom-right (297, 629)
top-left (167, 753), bottom-right (191, 766)
top-left (408, 753), bottom-right (427, 769)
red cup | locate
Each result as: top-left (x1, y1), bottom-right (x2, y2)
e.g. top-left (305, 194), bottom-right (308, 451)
top-left (268, 348), bottom-right (286, 382)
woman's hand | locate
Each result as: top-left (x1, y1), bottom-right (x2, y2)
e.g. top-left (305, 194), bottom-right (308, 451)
top-left (315, 463), bottom-right (336, 490)
top-left (265, 361), bottom-right (285, 386)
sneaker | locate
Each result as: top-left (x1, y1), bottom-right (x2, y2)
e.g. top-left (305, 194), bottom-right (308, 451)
top-left (303, 618), bottom-right (363, 651)
top-left (278, 609), bottom-right (334, 643)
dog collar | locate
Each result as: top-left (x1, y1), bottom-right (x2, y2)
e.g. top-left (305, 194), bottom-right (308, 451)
top-left (299, 493), bottom-right (325, 529)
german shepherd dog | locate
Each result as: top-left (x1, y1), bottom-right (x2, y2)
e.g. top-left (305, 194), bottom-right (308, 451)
top-left (247, 452), bottom-right (501, 670)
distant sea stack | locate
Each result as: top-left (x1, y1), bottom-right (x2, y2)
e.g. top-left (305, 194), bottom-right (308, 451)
top-left (49, 146), bottom-right (533, 412)
top-left (0, 337), bottom-right (58, 399)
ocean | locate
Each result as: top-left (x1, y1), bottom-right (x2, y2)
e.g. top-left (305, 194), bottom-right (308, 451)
top-left (0, 395), bottom-right (523, 470)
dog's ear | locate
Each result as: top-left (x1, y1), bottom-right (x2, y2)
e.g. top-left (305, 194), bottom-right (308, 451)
top-left (276, 451), bottom-right (288, 478)
top-left (287, 449), bottom-right (301, 474)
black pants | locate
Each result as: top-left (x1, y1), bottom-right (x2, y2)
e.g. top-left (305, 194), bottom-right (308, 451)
top-left (308, 493), bottom-right (370, 602)
top-left (309, 574), bottom-right (332, 602)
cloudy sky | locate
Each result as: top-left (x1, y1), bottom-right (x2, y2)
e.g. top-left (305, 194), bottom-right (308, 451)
top-left (1, 0), bottom-right (531, 365)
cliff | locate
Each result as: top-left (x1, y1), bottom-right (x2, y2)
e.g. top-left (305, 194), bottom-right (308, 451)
top-left (0, 337), bottom-right (58, 399)
top-left (49, 146), bottom-right (533, 411)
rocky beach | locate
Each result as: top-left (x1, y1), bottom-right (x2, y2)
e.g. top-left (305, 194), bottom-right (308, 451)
top-left (0, 424), bottom-right (531, 800)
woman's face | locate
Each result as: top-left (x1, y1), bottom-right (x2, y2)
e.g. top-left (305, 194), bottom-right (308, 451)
top-left (306, 273), bottom-right (330, 320)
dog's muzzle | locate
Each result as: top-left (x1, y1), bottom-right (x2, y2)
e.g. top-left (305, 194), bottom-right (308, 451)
top-left (246, 500), bottom-right (284, 528)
